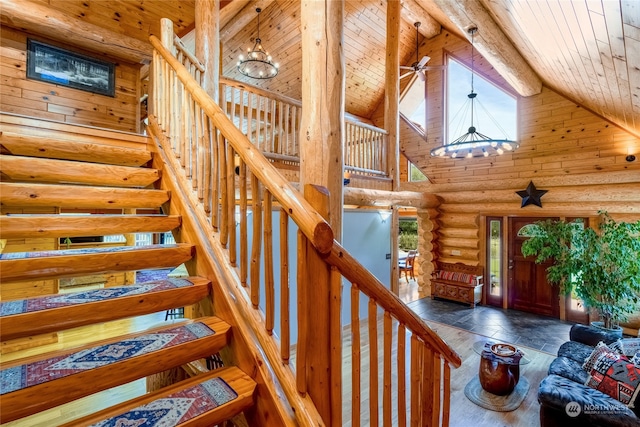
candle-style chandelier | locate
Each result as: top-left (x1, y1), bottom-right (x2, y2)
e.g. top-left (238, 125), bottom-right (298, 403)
top-left (237, 7), bottom-right (279, 79)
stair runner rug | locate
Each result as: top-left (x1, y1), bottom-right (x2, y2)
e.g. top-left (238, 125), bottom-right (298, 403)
top-left (88, 377), bottom-right (238, 427)
top-left (0, 322), bottom-right (215, 394)
top-left (0, 244), bottom-right (176, 260)
top-left (0, 279), bottom-right (194, 316)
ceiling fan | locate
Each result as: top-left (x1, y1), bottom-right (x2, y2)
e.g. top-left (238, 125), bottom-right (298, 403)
top-left (400, 22), bottom-right (444, 81)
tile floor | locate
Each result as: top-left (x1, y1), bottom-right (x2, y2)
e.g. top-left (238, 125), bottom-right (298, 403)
top-left (406, 297), bottom-right (575, 355)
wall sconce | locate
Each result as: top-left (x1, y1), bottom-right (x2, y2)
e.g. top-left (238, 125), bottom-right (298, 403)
top-left (626, 147), bottom-right (636, 162)
top-left (379, 210), bottom-right (392, 223)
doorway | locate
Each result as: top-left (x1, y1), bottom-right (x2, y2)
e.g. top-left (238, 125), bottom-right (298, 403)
top-left (507, 217), bottom-right (560, 318)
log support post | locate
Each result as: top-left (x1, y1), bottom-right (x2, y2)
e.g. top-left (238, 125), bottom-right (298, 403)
top-left (299, 184), bottom-right (342, 426)
top-left (385, 0), bottom-right (400, 191)
top-left (195, 0), bottom-right (220, 101)
top-left (299, 0), bottom-right (345, 242)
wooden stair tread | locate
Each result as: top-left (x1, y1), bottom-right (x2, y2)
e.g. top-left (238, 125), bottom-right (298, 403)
top-left (0, 317), bottom-right (231, 423)
top-left (0, 182), bottom-right (170, 209)
top-left (0, 154), bottom-right (161, 188)
top-left (0, 277), bottom-right (210, 341)
top-left (60, 367), bottom-right (256, 427)
top-left (0, 243), bottom-right (195, 282)
top-left (0, 214), bottom-right (181, 239)
top-left (0, 131), bottom-right (152, 166)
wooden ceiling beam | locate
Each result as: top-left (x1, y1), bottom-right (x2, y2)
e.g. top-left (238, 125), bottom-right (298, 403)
top-left (400, 0), bottom-right (441, 39)
top-left (219, 0), bottom-right (276, 42)
top-left (0, 0), bottom-right (152, 64)
top-left (418, 0), bottom-right (542, 97)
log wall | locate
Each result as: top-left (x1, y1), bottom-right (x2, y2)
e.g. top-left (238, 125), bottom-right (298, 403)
top-left (371, 29), bottom-right (640, 282)
top-left (0, 26), bottom-right (141, 132)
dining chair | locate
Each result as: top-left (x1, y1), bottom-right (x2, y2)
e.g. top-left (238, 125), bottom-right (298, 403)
top-left (399, 249), bottom-right (417, 280)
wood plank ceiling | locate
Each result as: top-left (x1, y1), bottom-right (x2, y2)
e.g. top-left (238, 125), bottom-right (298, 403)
top-left (4, 0), bottom-right (639, 137)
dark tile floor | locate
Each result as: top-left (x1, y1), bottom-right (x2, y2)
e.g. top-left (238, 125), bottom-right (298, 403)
top-left (407, 297), bottom-right (575, 355)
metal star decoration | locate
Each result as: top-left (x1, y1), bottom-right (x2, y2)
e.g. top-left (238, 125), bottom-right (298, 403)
top-left (516, 181), bottom-right (548, 208)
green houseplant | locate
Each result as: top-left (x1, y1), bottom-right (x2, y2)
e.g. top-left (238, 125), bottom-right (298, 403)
top-left (521, 211), bottom-right (640, 330)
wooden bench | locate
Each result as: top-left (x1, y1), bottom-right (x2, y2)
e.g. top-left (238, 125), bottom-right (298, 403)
top-left (431, 262), bottom-right (484, 307)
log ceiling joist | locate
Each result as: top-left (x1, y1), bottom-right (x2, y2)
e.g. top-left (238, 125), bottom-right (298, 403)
top-left (400, 0), bottom-right (441, 39)
top-left (0, 0), bottom-right (152, 64)
top-left (417, 0), bottom-right (542, 97)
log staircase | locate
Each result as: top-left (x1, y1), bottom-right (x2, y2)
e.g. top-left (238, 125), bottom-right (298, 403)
top-left (0, 18), bottom-right (463, 427)
top-left (0, 116), bottom-right (257, 425)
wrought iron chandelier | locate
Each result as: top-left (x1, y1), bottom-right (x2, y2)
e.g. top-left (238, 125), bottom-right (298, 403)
top-left (430, 26), bottom-right (518, 159)
top-left (237, 8), bottom-right (279, 79)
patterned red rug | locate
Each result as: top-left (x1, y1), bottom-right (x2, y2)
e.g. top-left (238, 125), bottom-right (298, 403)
top-left (0, 279), bottom-right (193, 316)
top-left (88, 376), bottom-right (238, 426)
top-left (1, 322), bottom-right (215, 394)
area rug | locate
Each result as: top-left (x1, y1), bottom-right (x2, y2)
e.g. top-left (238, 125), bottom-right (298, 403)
top-left (0, 322), bottom-right (215, 394)
top-left (0, 279), bottom-right (194, 316)
top-left (88, 377), bottom-right (238, 427)
top-left (464, 375), bottom-right (530, 412)
top-left (0, 244), bottom-right (174, 260)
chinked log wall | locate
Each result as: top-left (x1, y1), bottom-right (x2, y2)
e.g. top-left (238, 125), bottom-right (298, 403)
top-left (0, 26), bottom-right (141, 132)
top-left (378, 29), bottom-right (640, 285)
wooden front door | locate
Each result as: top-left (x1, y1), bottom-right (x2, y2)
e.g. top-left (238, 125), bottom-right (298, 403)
top-left (508, 217), bottom-right (560, 318)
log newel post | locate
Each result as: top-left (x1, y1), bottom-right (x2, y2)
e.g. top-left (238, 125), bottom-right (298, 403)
top-left (299, 184), bottom-right (342, 426)
top-left (300, 0), bottom-right (345, 242)
top-left (160, 18), bottom-right (174, 52)
top-left (195, 0), bottom-right (219, 100)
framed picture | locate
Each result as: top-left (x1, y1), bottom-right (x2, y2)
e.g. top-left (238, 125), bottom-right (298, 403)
top-left (26, 39), bottom-right (115, 97)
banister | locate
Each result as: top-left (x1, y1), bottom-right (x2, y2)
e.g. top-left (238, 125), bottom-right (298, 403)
top-left (345, 119), bottom-right (389, 135)
top-left (221, 77), bottom-right (384, 132)
top-left (173, 35), bottom-right (205, 72)
top-left (150, 35), bottom-right (333, 254)
top-left (221, 77), bottom-right (302, 108)
top-left (327, 241), bottom-right (462, 368)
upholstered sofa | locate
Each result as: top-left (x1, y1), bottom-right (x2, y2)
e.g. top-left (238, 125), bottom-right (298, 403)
top-left (538, 324), bottom-right (640, 427)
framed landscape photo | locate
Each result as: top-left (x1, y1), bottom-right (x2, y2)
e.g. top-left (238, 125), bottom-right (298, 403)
top-left (26, 39), bottom-right (115, 97)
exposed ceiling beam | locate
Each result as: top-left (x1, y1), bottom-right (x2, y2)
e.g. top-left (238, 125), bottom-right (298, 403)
top-left (400, 0), bottom-right (441, 39)
top-left (220, 0), bottom-right (276, 41)
top-left (0, 0), bottom-right (152, 64)
top-left (417, 0), bottom-right (542, 97)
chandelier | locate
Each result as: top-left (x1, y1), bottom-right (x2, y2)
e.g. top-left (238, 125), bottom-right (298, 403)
top-left (430, 26), bottom-right (518, 159)
top-left (237, 8), bottom-right (279, 79)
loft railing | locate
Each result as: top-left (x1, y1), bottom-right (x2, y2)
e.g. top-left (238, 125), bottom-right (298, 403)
top-left (220, 78), bottom-right (389, 178)
top-left (149, 19), bottom-right (460, 426)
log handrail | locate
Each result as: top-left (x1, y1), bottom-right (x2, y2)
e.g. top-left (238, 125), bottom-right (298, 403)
top-left (150, 25), bottom-right (460, 426)
top-left (150, 35), bottom-right (333, 254)
top-left (327, 242), bottom-right (462, 367)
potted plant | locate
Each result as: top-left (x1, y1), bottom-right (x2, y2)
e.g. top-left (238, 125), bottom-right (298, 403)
top-left (521, 211), bottom-right (640, 332)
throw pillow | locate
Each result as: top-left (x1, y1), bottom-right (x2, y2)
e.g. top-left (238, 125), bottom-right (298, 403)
top-left (610, 338), bottom-right (640, 358)
top-left (582, 342), bottom-right (619, 373)
top-left (584, 343), bottom-right (640, 411)
top-left (632, 351), bottom-right (640, 368)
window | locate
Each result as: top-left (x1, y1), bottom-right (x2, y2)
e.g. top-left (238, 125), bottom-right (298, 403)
top-left (399, 75), bottom-right (426, 132)
top-left (446, 56), bottom-right (517, 145)
top-left (409, 162), bottom-right (427, 182)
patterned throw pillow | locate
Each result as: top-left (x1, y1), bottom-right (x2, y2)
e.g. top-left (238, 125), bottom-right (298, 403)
top-left (610, 338), bottom-right (640, 358)
top-left (583, 342), bottom-right (619, 373)
top-left (632, 351), bottom-right (640, 368)
top-left (434, 270), bottom-right (475, 284)
top-left (584, 342), bottom-right (640, 410)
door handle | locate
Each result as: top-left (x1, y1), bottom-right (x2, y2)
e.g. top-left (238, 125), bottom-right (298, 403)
top-left (508, 259), bottom-right (514, 270)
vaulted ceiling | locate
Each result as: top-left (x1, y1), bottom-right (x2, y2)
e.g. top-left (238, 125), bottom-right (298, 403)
top-left (3, 0), bottom-right (639, 138)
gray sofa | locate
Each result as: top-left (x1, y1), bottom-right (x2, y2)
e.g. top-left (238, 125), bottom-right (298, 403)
top-left (537, 324), bottom-right (640, 427)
